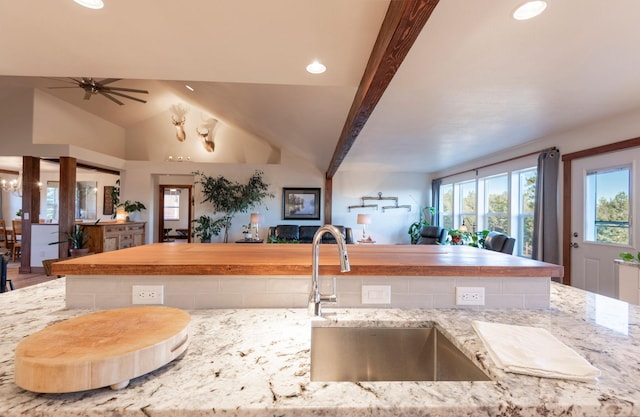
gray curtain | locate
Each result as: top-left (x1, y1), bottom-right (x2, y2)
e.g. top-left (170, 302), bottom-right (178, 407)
top-left (431, 178), bottom-right (442, 226)
top-left (532, 149), bottom-right (560, 264)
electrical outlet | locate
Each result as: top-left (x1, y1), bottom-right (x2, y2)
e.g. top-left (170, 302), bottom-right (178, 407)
top-left (456, 287), bottom-right (485, 306)
top-left (132, 285), bottom-right (164, 305)
top-left (361, 285), bottom-right (391, 304)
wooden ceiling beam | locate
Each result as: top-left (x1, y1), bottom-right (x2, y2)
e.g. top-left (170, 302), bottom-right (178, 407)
top-left (325, 0), bottom-right (439, 179)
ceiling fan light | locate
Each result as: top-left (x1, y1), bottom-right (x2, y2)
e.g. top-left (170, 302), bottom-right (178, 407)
top-left (73, 0), bottom-right (104, 10)
top-left (306, 60), bottom-right (326, 74)
top-left (513, 1), bottom-right (547, 20)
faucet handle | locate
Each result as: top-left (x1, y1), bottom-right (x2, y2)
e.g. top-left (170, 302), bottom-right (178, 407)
top-left (320, 277), bottom-right (337, 303)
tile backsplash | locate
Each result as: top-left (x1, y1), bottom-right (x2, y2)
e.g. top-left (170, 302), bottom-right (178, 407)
top-left (66, 274), bottom-right (550, 310)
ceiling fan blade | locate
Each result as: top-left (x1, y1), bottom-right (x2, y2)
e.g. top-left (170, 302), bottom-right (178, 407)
top-left (83, 91), bottom-right (92, 100)
top-left (98, 78), bottom-right (121, 86)
top-left (47, 86), bottom-right (80, 89)
top-left (99, 92), bottom-right (124, 106)
top-left (107, 90), bottom-right (147, 104)
top-left (103, 86), bottom-right (149, 94)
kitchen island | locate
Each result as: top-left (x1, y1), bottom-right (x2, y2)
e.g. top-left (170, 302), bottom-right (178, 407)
top-left (52, 243), bottom-right (563, 310)
top-left (1, 279), bottom-right (638, 416)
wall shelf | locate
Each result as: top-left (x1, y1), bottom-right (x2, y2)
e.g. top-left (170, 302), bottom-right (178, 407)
top-left (348, 192), bottom-right (411, 213)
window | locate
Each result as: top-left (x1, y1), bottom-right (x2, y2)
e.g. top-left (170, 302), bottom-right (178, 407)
top-left (45, 181), bottom-right (59, 222)
top-left (482, 174), bottom-right (509, 233)
top-left (456, 180), bottom-right (476, 232)
top-left (585, 167), bottom-right (630, 245)
top-left (440, 184), bottom-right (453, 230)
top-left (439, 163), bottom-right (537, 257)
top-left (512, 168), bottom-right (536, 257)
top-left (164, 191), bottom-right (180, 221)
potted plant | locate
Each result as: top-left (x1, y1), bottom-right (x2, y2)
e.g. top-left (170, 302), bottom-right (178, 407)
top-left (193, 170), bottom-right (274, 242)
top-left (192, 215), bottom-right (224, 243)
top-left (49, 222), bottom-right (97, 257)
top-left (119, 200), bottom-right (147, 221)
top-left (408, 206), bottom-right (435, 244)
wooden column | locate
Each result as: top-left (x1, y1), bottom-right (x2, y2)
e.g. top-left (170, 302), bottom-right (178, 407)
top-left (58, 157), bottom-right (77, 258)
top-left (324, 176), bottom-right (333, 225)
top-left (19, 157), bottom-right (41, 273)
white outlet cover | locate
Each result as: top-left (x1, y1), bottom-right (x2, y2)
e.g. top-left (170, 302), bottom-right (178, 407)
top-left (456, 286), bottom-right (485, 306)
top-left (362, 285), bottom-right (391, 304)
top-left (132, 285), bottom-right (165, 305)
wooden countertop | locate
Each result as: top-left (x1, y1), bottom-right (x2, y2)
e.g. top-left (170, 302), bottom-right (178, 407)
top-left (51, 243), bottom-right (563, 278)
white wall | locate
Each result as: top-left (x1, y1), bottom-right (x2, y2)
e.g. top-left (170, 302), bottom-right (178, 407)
top-left (125, 110), bottom-right (280, 164)
top-left (32, 90), bottom-right (126, 159)
top-left (122, 148), bottom-right (324, 243)
top-left (332, 171), bottom-right (430, 244)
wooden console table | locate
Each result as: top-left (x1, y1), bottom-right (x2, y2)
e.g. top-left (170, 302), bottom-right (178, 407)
top-left (82, 222), bottom-right (146, 253)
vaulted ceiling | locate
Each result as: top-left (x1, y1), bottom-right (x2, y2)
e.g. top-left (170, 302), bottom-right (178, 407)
top-left (2, 0), bottom-right (640, 176)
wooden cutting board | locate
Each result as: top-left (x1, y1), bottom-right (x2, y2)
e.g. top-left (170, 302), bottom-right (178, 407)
top-left (14, 306), bottom-right (190, 393)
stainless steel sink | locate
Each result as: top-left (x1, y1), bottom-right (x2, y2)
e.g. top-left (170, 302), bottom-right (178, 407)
top-left (310, 327), bottom-right (490, 382)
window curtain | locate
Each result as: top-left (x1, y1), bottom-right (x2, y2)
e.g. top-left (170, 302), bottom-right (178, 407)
top-left (431, 178), bottom-right (442, 226)
top-left (532, 149), bottom-right (560, 264)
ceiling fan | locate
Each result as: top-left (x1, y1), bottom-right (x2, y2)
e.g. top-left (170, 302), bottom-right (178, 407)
top-left (47, 77), bottom-right (149, 105)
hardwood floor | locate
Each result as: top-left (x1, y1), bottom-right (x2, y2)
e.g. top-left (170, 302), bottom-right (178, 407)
top-left (5, 262), bottom-right (57, 291)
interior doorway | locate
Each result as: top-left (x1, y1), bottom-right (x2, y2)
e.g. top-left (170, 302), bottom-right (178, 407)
top-left (158, 185), bottom-right (193, 243)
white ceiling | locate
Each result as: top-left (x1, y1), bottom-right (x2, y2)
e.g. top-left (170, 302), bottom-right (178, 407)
top-left (2, 0), bottom-right (640, 175)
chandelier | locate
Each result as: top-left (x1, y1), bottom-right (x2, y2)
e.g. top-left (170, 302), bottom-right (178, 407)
top-left (0, 177), bottom-right (20, 194)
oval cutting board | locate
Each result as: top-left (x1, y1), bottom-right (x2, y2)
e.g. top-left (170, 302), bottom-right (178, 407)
top-left (15, 306), bottom-right (190, 393)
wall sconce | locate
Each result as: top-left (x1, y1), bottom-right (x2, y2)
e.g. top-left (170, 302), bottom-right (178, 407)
top-left (167, 155), bottom-right (191, 162)
top-left (357, 213), bottom-right (372, 241)
top-left (170, 103), bottom-right (189, 142)
top-left (249, 212), bottom-right (262, 241)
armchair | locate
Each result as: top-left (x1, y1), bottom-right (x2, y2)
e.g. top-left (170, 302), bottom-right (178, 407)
top-left (416, 226), bottom-right (447, 245)
top-left (484, 231), bottom-right (516, 254)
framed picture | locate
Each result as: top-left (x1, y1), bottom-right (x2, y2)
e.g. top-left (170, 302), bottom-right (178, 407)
top-left (282, 187), bottom-right (321, 220)
top-left (103, 186), bottom-right (115, 215)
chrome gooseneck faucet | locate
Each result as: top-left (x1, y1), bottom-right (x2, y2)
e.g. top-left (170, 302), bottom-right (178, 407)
top-left (309, 225), bottom-right (350, 316)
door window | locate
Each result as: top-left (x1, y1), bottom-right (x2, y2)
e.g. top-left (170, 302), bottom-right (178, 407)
top-left (584, 167), bottom-right (630, 245)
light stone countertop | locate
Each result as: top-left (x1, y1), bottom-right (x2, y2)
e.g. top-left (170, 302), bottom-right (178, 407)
top-left (1, 278), bottom-right (639, 416)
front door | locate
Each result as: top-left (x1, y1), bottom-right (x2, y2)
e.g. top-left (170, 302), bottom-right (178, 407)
top-left (570, 150), bottom-right (634, 297)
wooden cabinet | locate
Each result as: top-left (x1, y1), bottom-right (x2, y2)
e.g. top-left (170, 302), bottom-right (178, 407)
top-left (618, 262), bottom-right (640, 305)
top-left (83, 222), bottom-right (146, 253)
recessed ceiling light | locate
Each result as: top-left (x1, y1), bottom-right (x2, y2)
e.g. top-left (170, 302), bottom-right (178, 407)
top-left (306, 60), bottom-right (326, 74)
top-left (185, 85), bottom-right (194, 92)
top-left (73, 0), bottom-right (104, 9)
top-left (513, 1), bottom-right (547, 20)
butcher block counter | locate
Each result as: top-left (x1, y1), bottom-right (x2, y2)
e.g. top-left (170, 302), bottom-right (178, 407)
top-left (51, 243), bottom-right (563, 277)
top-left (53, 243), bottom-right (563, 310)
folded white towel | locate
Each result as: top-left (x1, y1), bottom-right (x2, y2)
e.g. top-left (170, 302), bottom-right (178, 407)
top-left (473, 320), bottom-right (600, 382)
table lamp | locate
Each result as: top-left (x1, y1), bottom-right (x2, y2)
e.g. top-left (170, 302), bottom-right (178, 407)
top-left (250, 213), bottom-right (262, 240)
top-left (357, 214), bottom-right (372, 240)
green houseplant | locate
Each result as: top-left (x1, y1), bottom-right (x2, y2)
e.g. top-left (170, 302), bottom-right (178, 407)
top-left (193, 170), bottom-right (274, 242)
top-left (192, 215), bottom-right (224, 243)
top-left (49, 221), bottom-right (98, 256)
top-left (408, 206), bottom-right (435, 244)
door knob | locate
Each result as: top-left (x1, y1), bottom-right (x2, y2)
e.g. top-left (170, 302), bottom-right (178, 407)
top-left (573, 232), bottom-right (579, 238)
top-left (570, 242), bottom-right (579, 248)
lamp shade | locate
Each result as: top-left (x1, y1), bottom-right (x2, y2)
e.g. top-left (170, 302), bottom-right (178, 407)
top-left (250, 213), bottom-right (262, 224)
top-left (357, 214), bottom-right (372, 225)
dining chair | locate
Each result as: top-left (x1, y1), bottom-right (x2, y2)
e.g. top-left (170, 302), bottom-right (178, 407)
top-left (0, 249), bottom-right (13, 292)
top-left (11, 219), bottom-right (22, 262)
top-left (0, 220), bottom-right (8, 250)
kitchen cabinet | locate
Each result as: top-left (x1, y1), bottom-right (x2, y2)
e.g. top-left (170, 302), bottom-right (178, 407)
top-left (83, 222), bottom-right (145, 253)
top-left (617, 261), bottom-right (640, 305)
